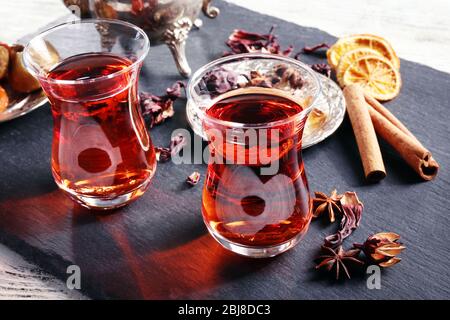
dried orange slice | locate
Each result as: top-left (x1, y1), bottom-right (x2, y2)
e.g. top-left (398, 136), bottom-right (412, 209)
top-left (0, 85), bottom-right (8, 112)
top-left (336, 48), bottom-right (382, 86)
top-left (342, 55), bottom-right (401, 101)
top-left (327, 34), bottom-right (400, 70)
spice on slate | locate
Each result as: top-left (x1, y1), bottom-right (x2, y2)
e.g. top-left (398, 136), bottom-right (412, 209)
top-left (186, 171), bottom-right (201, 186)
top-left (224, 26), bottom-right (293, 56)
top-left (312, 189), bottom-right (342, 223)
top-left (324, 191), bottom-right (363, 248)
top-left (200, 67), bottom-right (239, 96)
top-left (354, 232), bottom-right (405, 267)
top-left (140, 81), bottom-right (186, 128)
top-left (302, 42), bottom-right (330, 54)
top-left (315, 245), bottom-right (364, 279)
top-left (311, 63), bottom-right (332, 78)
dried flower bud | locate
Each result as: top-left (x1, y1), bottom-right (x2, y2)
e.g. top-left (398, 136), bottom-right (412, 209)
top-left (186, 171), bottom-right (201, 186)
top-left (354, 232), bottom-right (405, 267)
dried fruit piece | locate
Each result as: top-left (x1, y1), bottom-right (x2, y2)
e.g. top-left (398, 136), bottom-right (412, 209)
top-left (0, 85), bottom-right (8, 112)
top-left (336, 47), bottom-right (381, 86)
top-left (315, 246), bottom-right (364, 279)
top-left (26, 40), bottom-right (60, 73)
top-left (354, 232), bottom-right (405, 267)
top-left (327, 34), bottom-right (400, 70)
top-left (0, 45), bottom-right (9, 80)
top-left (8, 49), bottom-right (41, 93)
top-left (342, 55), bottom-right (401, 101)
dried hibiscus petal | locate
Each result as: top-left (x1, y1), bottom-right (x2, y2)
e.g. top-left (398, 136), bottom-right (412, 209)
top-left (311, 63), bottom-right (331, 78)
top-left (302, 42), bottom-right (330, 54)
top-left (155, 147), bottom-right (171, 163)
top-left (273, 64), bottom-right (304, 89)
top-left (200, 67), bottom-right (239, 96)
top-left (225, 26), bottom-right (293, 57)
top-left (155, 134), bottom-right (187, 163)
top-left (324, 192), bottom-right (363, 248)
top-left (170, 134), bottom-right (187, 157)
top-left (140, 81), bottom-right (186, 128)
top-left (166, 81), bottom-right (186, 99)
top-left (186, 171), bottom-right (201, 186)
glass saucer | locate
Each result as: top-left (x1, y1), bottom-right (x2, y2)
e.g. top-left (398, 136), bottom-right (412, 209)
top-left (186, 72), bottom-right (346, 149)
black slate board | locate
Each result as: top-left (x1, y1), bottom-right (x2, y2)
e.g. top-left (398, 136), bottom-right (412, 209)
top-left (0, 1), bottom-right (449, 299)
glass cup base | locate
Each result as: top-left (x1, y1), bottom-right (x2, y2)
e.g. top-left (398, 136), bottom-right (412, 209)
top-left (205, 223), bottom-right (304, 258)
top-left (57, 178), bottom-right (152, 210)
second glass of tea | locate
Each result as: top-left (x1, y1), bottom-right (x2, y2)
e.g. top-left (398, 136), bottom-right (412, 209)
top-left (189, 53), bottom-right (322, 257)
top-left (23, 20), bottom-right (156, 210)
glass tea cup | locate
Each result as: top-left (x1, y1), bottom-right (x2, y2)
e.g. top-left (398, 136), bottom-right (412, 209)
top-left (188, 53), bottom-right (322, 257)
top-left (23, 19), bottom-right (156, 210)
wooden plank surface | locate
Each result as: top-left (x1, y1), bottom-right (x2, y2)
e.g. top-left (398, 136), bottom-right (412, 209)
top-left (0, 0), bottom-right (449, 299)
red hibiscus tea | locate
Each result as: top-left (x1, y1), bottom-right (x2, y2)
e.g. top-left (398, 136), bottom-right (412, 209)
top-left (23, 20), bottom-right (154, 209)
top-left (41, 52), bottom-right (156, 209)
top-left (202, 88), bottom-right (312, 256)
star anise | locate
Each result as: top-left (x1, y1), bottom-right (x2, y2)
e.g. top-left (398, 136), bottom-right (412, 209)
top-left (315, 246), bottom-right (364, 279)
top-left (312, 189), bottom-right (342, 223)
top-left (354, 232), bottom-right (405, 267)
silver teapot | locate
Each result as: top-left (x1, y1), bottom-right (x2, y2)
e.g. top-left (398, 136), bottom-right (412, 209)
top-left (63, 0), bottom-right (220, 77)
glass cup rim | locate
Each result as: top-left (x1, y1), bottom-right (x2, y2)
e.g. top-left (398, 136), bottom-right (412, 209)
top-left (22, 18), bottom-right (150, 86)
top-left (187, 52), bottom-right (322, 130)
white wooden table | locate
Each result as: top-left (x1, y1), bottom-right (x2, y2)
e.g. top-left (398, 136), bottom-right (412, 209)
top-left (0, 0), bottom-right (449, 300)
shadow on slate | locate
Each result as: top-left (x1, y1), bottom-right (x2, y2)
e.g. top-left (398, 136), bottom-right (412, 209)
top-left (0, 0), bottom-right (449, 299)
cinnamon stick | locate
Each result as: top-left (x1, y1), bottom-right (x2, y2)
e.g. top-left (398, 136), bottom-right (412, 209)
top-left (364, 93), bottom-right (439, 180)
top-left (344, 85), bottom-right (386, 182)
